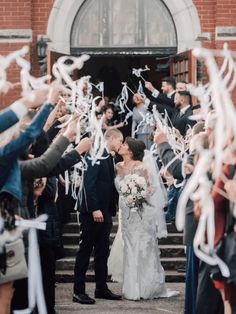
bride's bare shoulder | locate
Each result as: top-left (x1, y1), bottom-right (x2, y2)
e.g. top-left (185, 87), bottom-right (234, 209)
top-left (116, 162), bottom-right (124, 172)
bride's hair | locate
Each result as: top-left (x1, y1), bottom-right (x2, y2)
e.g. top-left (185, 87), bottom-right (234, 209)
top-left (125, 137), bottom-right (146, 161)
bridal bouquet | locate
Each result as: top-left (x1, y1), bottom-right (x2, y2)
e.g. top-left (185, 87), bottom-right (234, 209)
top-left (119, 173), bottom-right (150, 218)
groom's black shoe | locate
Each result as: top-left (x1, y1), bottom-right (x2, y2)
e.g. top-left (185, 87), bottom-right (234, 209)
top-left (73, 293), bottom-right (95, 304)
top-left (95, 288), bottom-right (122, 300)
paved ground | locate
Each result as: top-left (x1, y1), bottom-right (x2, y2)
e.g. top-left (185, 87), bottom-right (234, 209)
top-left (55, 282), bottom-right (185, 314)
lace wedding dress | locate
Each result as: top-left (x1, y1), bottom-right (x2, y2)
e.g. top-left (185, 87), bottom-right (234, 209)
top-left (108, 151), bottom-right (178, 300)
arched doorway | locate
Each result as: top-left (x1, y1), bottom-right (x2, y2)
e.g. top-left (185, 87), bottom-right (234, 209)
top-left (47, 0), bottom-right (201, 97)
top-left (47, 0), bottom-right (201, 54)
top-left (69, 0), bottom-right (177, 97)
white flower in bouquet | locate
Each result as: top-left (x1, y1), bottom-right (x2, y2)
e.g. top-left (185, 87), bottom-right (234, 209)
top-left (131, 187), bottom-right (138, 194)
top-left (127, 195), bottom-right (134, 205)
top-left (136, 177), bottom-right (146, 186)
top-left (120, 183), bottom-right (128, 194)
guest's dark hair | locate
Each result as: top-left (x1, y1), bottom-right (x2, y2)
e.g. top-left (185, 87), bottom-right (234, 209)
top-left (178, 90), bottom-right (191, 103)
top-left (162, 77), bottom-right (176, 89)
top-left (104, 105), bottom-right (114, 113)
top-left (125, 137), bottom-right (146, 161)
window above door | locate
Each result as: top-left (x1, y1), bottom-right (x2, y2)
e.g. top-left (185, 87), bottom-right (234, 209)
top-left (70, 0), bottom-right (177, 49)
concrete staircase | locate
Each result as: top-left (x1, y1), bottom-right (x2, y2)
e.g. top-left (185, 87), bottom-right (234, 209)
top-left (55, 212), bottom-right (186, 283)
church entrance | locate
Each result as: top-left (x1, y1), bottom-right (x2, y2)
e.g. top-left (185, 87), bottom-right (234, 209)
top-left (68, 0), bottom-right (178, 98)
top-left (48, 0), bottom-right (198, 98)
top-left (71, 54), bottom-right (174, 99)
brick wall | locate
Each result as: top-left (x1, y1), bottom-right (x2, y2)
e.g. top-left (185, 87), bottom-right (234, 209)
top-left (0, 0), bottom-right (236, 108)
top-left (0, 0), bottom-right (53, 108)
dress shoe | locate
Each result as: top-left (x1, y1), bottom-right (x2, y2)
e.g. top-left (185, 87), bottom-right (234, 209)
top-left (73, 293), bottom-right (95, 304)
top-left (95, 288), bottom-right (122, 300)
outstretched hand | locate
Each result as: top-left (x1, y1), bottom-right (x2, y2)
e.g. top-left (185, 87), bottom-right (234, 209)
top-left (145, 81), bottom-right (155, 93)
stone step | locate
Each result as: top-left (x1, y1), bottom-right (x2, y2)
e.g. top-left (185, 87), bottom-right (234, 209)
top-left (62, 232), bottom-right (183, 246)
top-left (63, 221), bottom-right (180, 234)
top-left (63, 244), bottom-right (186, 258)
top-left (55, 270), bottom-right (185, 283)
top-left (56, 257), bottom-right (186, 272)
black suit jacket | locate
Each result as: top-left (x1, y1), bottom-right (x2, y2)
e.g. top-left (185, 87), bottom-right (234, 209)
top-left (171, 106), bottom-right (196, 136)
top-left (79, 151), bottom-right (118, 217)
top-left (147, 92), bottom-right (176, 119)
top-left (155, 92), bottom-right (176, 108)
top-left (157, 142), bottom-right (197, 245)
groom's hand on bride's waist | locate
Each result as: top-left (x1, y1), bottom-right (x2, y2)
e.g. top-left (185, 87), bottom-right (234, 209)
top-left (92, 210), bottom-right (104, 223)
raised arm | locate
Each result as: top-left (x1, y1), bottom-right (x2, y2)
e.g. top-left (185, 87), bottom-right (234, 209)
top-left (0, 89), bottom-right (48, 133)
top-left (154, 130), bottom-right (184, 181)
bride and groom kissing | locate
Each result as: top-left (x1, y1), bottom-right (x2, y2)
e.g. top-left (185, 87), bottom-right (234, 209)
top-left (73, 128), bottom-right (170, 305)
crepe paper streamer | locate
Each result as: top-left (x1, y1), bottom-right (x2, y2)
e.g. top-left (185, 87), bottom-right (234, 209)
top-left (64, 170), bottom-right (70, 195)
top-left (9, 215), bottom-right (47, 314)
top-left (132, 65), bottom-right (150, 82)
top-left (193, 46), bottom-right (236, 179)
top-left (88, 96), bottom-right (107, 166)
top-left (56, 55), bottom-right (90, 88)
top-left (70, 156), bottom-right (88, 208)
top-left (133, 110), bottom-right (146, 136)
top-left (115, 83), bottom-right (133, 125)
top-left (183, 45), bottom-right (236, 277)
top-left (91, 81), bottom-right (104, 98)
top-left (137, 80), bottom-right (146, 98)
top-left (0, 46), bottom-right (29, 91)
top-left (15, 218), bottom-right (46, 230)
top-left (192, 176), bottom-right (230, 278)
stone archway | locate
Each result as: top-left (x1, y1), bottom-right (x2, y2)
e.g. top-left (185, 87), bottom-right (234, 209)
top-left (47, 0), bottom-right (201, 54)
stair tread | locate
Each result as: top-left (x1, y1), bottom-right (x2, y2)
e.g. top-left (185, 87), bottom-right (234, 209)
top-left (57, 256), bottom-right (186, 262)
top-left (63, 232), bottom-right (183, 237)
top-left (55, 269), bottom-right (185, 275)
top-left (63, 244), bottom-right (185, 249)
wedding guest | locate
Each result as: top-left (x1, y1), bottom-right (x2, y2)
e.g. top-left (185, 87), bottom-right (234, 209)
top-left (0, 85), bottom-right (62, 314)
top-left (154, 129), bottom-right (209, 314)
top-left (145, 77), bottom-right (176, 108)
top-left (102, 105), bottom-right (124, 132)
top-left (132, 93), bottom-right (153, 149)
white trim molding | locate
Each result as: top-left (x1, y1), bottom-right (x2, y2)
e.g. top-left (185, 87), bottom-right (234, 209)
top-left (47, 0), bottom-right (202, 54)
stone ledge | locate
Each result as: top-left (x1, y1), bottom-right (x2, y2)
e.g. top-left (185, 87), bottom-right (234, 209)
top-left (0, 29), bottom-right (32, 43)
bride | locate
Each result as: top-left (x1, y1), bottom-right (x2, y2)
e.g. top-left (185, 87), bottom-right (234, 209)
top-left (109, 137), bottom-right (173, 300)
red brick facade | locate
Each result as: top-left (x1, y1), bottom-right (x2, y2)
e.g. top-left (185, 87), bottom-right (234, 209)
top-left (0, 0), bottom-right (236, 107)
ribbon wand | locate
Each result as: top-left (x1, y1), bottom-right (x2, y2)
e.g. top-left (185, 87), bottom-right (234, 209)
top-left (132, 65), bottom-right (150, 83)
top-left (121, 82), bottom-right (135, 95)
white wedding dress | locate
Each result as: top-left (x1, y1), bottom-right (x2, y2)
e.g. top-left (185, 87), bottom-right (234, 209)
top-left (108, 151), bottom-right (178, 300)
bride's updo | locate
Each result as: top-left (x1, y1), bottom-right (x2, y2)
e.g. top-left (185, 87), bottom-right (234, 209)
top-left (125, 137), bottom-right (146, 161)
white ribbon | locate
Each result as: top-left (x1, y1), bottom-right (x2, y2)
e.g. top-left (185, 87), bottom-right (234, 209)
top-left (11, 215), bottom-right (47, 314)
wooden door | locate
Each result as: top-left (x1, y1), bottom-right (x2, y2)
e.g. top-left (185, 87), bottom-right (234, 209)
top-left (169, 50), bottom-right (197, 84)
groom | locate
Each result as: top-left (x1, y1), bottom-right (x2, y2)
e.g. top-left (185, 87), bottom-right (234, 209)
top-left (73, 128), bottom-right (123, 304)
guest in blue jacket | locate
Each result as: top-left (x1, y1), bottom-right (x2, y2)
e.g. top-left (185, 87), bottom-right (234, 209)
top-left (0, 89), bottom-right (48, 134)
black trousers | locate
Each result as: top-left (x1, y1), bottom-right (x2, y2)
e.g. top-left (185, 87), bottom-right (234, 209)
top-left (196, 261), bottom-right (224, 314)
top-left (11, 247), bottom-right (56, 314)
top-left (73, 213), bottom-right (112, 294)
top-left (39, 246), bottom-right (56, 314)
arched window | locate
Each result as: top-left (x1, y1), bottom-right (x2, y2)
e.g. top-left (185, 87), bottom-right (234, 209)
top-left (71, 0), bottom-right (177, 49)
